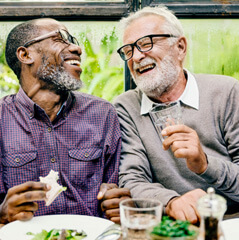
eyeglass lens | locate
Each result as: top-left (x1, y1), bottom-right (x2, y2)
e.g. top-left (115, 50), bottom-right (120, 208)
top-left (60, 30), bottom-right (79, 45)
top-left (137, 36), bottom-right (152, 51)
top-left (119, 36), bottom-right (152, 61)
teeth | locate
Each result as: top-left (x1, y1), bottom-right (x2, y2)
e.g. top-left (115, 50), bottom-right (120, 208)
top-left (138, 64), bottom-right (155, 73)
top-left (65, 60), bottom-right (81, 67)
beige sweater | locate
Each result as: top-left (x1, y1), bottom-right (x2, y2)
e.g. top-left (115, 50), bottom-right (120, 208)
top-left (114, 73), bottom-right (239, 214)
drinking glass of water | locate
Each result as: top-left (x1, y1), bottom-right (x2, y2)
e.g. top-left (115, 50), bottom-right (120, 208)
top-left (120, 198), bottom-right (163, 240)
top-left (149, 101), bottom-right (183, 142)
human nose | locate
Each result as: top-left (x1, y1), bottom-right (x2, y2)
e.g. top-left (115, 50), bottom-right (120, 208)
top-left (131, 46), bottom-right (146, 62)
top-left (68, 43), bottom-right (82, 56)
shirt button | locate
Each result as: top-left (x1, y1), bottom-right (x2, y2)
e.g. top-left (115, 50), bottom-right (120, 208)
top-left (29, 113), bottom-right (34, 118)
top-left (15, 158), bottom-right (20, 163)
top-left (84, 152), bottom-right (89, 158)
top-left (47, 127), bottom-right (52, 133)
top-left (51, 158), bottom-right (56, 163)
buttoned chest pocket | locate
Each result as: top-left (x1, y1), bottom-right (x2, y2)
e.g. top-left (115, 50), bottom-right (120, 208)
top-left (2, 151), bottom-right (37, 189)
top-left (68, 147), bottom-right (103, 190)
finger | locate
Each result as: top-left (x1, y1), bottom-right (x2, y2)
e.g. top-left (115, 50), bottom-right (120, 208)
top-left (101, 195), bottom-right (130, 212)
top-left (109, 216), bottom-right (120, 224)
top-left (9, 190), bottom-right (47, 206)
top-left (8, 211), bottom-right (34, 222)
top-left (104, 208), bottom-right (120, 219)
top-left (101, 198), bottom-right (121, 211)
top-left (162, 124), bottom-right (190, 137)
top-left (7, 182), bottom-right (48, 198)
top-left (16, 202), bottom-right (39, 213)
top-left (183, 206), bottom-right (198, 224)
top-left (190, 203), bottom-right (201, 222)
top-left (103, 188), bottom-right (131, 200)
top-left (170, 139), bottom-right (188, 153)
top-left (172, 210), bottom-right (186, 221)
top-left (97, 183), bottom-right (118, 200)
top-left (163, 132), bottom-right (190, 150)
top-left (174, 148), bottom-right (191, 159)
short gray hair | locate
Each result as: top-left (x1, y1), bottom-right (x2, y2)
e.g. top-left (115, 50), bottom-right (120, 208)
top-left (119, 5), bottom-right (184, 45)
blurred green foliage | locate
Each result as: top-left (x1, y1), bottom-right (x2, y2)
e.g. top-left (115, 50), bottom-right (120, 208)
top-left (184, 28), bottom-right (239, 80)
top-left (79, 28), bottom-right (124, 102)
top-left (0, 22), bottom-right (239, 102)
top-left (0, 41), bottom-right (19, 98)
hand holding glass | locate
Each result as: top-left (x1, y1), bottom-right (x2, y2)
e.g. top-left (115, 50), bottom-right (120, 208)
top-left (149, 101), bottom-right (183, 142)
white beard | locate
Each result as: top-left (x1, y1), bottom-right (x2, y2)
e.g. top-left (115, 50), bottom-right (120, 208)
top-left (132, 54), bottom-right (179, 99)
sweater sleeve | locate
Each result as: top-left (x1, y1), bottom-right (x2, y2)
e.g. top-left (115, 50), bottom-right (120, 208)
top-left (200, 80), bottom-right (239, 202)
top-left (114, 94), bottom-right (180, 207)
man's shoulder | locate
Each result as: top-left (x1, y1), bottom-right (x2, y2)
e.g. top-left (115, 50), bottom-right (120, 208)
top-left (73, 91), bottom-right (111, 104)
top-left (193, 73), bottom-right (238, 87)
top-left (72, 91), bottom-right (116, 112)
top-left (192, 73), bottom-right (239, 102)
top-left (114, 88), bottom-right (141, 105)
top-left (0, 94), bottom-right (16, 108)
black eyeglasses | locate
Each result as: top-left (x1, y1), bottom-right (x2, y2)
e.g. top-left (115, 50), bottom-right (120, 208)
top-left (117, 34), bottom-right (177, 61)
top-left (23, 29), bottom-right (79, 48)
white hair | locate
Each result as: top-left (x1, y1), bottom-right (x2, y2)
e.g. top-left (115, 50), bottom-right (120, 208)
top-left (119, 5), bottom-right (184, 45)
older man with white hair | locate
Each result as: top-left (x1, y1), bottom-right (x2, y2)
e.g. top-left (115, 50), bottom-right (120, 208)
top-left (114, 5), bottom-right (239, 223)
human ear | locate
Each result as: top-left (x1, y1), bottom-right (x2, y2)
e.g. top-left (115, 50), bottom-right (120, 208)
top-left (16, 46), bottom-right (34, 64)
top-left (177, 36), bottom-right (187, 61)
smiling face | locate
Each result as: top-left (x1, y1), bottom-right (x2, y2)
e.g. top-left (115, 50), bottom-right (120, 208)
top-left (28, 19), bottom-right (83, 93)
top-left (123, 15), bottom-right (185, 99)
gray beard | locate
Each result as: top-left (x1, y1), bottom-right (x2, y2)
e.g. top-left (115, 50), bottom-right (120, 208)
top-left (132, 55), bottom-right (179, 99)
top-left (37, 60), bottom-right (83, 94)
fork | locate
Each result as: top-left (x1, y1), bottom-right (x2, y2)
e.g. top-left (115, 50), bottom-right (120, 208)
top-left (94, 224), bottom-right (122, 240)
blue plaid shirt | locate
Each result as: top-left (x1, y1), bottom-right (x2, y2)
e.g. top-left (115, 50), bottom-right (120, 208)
top-left (0, 88), bottom-right (121, 218)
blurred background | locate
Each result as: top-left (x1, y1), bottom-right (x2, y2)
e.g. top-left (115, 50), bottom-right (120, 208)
top-left (0, 0), bottom-right (239, 102)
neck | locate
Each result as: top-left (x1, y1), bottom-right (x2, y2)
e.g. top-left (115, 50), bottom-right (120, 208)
top-left (24, 83), bottom-right (67, 122)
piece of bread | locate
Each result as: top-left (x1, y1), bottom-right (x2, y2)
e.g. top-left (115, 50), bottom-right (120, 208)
top-left (40, 170), bottom-right (67, 206)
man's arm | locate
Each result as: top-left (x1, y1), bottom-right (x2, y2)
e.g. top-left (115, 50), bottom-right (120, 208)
top-left (161, 80), bottom-right (239, 204)
top-left (161, 80), bottom-right (239, 220)
top-left (114, 98), bottom-right (180, 206)
top-left (98, 107), bottom-right (131, 223)
top-left (114, 95), bottom-right (208, 224)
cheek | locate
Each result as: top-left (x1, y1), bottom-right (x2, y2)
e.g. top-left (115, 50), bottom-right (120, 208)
top-left (127, 61), bottom-right (135, 74)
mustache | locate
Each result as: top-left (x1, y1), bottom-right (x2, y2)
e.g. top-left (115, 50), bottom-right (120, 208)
top-left (36, 57), bottom-right (83, 94)
top-left (133, 57), bottom-right (157, 71)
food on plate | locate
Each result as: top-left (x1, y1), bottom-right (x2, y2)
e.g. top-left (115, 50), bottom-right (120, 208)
top-left (40, 170), bottom-right (67, 206)
top-left (150, 216), bottom-right (198, 239)
top-left (27, 228), bottom-right (87, 240)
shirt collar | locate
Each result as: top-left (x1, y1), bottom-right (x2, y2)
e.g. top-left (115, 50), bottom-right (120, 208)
top-left (16, 87), bottom-right (74, 119)
top-left (16, 87), bottom-right (35, 117)
top-left (140, 69), bottom-right (199, 115)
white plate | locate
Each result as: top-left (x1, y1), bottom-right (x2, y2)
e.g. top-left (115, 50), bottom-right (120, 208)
top-left (221, 218), bottom-right (239, 240)
top-left (0, 214), bottom-right (114, 240)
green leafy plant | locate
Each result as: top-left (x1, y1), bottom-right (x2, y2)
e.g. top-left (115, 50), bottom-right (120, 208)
top-left (0, 40), bottom-right (19, 98)
top-left (27, 228), bottom-right (87, 240)
top-left (1, 22), bottom-right (239, 102)
top-left (79, 28), bottom-right (124, 102)
top-left (151, 216), bottom-right (198, 238)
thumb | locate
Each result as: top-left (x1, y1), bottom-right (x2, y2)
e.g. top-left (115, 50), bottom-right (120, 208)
top-left (97, 183), bottom-right (108, 200)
